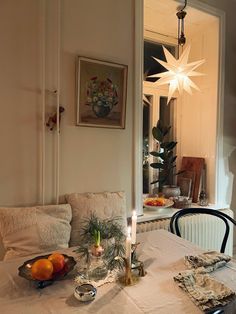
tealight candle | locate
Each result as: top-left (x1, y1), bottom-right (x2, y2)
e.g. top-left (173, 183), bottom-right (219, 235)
top-left (126, 226), bottom-right (132, 266)
top-left (131, 210), bottom-right (137, 244)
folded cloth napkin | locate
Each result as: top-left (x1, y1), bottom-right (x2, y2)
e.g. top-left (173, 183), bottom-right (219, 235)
top-left (174, 270), bottom-right (236, 312)
top-left (185, 251), bottom-right (231, 272)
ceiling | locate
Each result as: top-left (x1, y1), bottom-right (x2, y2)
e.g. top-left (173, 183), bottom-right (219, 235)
top-left (144, 0), bottom-right (218, 39)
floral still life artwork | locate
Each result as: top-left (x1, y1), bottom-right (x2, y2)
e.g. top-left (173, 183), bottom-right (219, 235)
top-left (86, 77), bottom-right (118, 118)
top-left (76, 57), bottom-right (127, 129)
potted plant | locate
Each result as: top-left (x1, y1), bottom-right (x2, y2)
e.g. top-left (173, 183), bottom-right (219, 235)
top-left (150, 119), bottom-right (181, 197)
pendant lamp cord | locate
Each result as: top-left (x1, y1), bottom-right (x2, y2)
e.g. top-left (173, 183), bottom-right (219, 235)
top-left (181, 0), bottom-right (187, 11)
top-left (177, 0), bottom-right (187, 58)
top-left (177, 15), bottom-right (180, 58)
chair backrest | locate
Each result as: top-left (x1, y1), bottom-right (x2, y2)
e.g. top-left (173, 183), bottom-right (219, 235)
top-left (170, 208), bottom-right (236, 253)
top-left (205, 308), bottom-right (224, 314)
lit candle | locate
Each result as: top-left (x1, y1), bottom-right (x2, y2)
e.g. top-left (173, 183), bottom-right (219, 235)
top-left (126, 226), bottom-right (132, 265)
top-left (131, 210), bottom-right (137, 244)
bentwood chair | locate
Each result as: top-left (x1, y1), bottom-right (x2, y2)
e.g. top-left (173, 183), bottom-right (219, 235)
top-left (206, 309), bottom-right (224, 314)
top-left (170, 208), bottom-right (236, 253)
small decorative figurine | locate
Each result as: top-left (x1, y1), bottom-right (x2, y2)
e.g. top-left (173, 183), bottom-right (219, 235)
top-left (46, 106), bottom-right (65, 131)
top-left (131, 243), bottom-right (146, 277)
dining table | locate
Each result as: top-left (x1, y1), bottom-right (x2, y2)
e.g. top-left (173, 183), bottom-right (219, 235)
top-left (0, 229), bottom-right (236, 314)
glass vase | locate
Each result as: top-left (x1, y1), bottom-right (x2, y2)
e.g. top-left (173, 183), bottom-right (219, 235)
top-left (87, 254), bottom-right (108, 281)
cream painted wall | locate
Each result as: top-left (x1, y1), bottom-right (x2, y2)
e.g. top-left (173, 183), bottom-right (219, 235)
top-left (179, 18), bottom-right (219, 204)
top-left (197, 0), bottom-right (236, 248)
top-left (197, 0), bottom-right (236, 209)
top-left (0, 0), bottom-right (134, 214)
top-left (0, 0), bottom-right (42, 206)
top-left (58, 0), bottom-right (134, 212)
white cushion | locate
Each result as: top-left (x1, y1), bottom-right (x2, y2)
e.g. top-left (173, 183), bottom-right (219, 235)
top-left (66, 191), bottom-right (127, 247)
top-left (0, 204), bottom-right (72, 261)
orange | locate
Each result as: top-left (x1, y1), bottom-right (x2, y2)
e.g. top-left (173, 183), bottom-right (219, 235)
top-left (31, 258), bottom-right (53, 281)
top-left (48, 253), bottom-right (65, 273)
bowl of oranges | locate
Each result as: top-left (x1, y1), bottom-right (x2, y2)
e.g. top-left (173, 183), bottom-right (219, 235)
top-left (18, 252), bottom-right (76, 288)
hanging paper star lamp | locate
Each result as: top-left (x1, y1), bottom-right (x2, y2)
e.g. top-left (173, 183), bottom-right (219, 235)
top-left (148, 45), bottom-right (205, 104)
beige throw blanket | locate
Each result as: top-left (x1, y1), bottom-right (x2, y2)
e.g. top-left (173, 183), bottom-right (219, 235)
top-left (174, 251), bottom-right (235, 312)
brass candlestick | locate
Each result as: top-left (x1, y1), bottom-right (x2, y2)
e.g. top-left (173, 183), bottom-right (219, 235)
top-left (121, 257), bottom-right (140, 286)
top-left (115, 242), bottom-right (146, 286)
top-left (115, 256), bottom-right (139, 286)
top-left (124, 258), bottom-right (133, 286)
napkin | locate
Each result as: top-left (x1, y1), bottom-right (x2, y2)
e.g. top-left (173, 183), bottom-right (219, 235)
top-left (185, 251), bottom-right (231, 272)
top-left (174, 270), bottom-right (236, 312)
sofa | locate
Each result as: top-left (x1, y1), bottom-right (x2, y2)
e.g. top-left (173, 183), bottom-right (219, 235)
top-left (0, 191), bottom-right (127, 261)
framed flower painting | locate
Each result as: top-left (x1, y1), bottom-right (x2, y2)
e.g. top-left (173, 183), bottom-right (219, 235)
top-left (76, 57), bottom-right (128, 129)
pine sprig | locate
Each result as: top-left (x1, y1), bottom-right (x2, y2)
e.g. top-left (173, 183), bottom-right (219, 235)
top-left (104, 242), bottom-right (125, 270)
top-left (74, 213), bottom-right (126, 270)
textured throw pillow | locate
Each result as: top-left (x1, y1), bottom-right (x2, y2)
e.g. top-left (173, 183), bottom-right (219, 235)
top-left (66, 191), bottom-right (127, 247)
top-left (0, 204), bottom-right (72, 261)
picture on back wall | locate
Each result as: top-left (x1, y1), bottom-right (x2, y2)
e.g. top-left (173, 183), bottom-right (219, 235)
top-left (76, 56), bottom-right (128, 129)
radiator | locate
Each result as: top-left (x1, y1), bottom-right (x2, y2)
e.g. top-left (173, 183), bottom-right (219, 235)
top-left (137, 209), bottom-right (234, 256)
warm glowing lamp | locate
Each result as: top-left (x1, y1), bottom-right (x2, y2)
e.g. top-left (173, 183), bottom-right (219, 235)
top-left (149, 45), bottom-right (205, 104)
top-left (148, 0), bottom-right (205, 104)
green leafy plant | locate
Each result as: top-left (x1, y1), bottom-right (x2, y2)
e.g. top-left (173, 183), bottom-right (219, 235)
top-left (74, 214), bottom-right (125, 270)
top-left (150, 119), bottom-right (181, 191)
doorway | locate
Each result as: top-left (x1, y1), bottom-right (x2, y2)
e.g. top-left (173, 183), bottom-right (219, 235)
top-left (134, 0), bottom-right (225, 215)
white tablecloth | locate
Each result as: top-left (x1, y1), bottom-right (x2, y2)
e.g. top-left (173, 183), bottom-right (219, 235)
top-left (0, 230), bottom-right (236, 314)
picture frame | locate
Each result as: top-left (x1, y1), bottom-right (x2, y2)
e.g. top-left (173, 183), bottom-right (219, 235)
top-left (76, 56), bottom-right (128, 129)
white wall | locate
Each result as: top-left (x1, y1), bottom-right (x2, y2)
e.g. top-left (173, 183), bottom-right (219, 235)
top-left (58, 0), bottom-right (133, 209)
top-left (197, 0), bottom-right (236, 210)
top-left (0, 0), bottom-right (134, 213)
top-left (179, 18), bottom-right (219, 204)
top-left (0, 0), bottom-right (42, 206)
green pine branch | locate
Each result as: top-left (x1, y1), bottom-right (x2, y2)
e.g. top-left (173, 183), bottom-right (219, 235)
top-left (74, 213), bottom-right (126, 270)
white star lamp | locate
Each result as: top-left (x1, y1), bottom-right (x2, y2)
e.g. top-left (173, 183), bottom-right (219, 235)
top-left (148, 45), bottom-right (205, 104)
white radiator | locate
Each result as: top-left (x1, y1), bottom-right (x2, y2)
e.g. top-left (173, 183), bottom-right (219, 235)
top-left (137, 209), bottom-right (234, 256)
